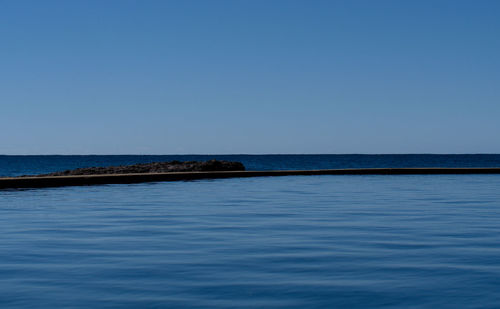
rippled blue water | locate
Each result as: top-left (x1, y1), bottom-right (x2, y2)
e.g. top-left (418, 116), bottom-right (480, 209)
top-left (1, 156), bottom-right (500, 308)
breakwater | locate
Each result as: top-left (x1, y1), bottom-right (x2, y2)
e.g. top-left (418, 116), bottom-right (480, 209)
top-left (2, 167), bottom-right (500, 189)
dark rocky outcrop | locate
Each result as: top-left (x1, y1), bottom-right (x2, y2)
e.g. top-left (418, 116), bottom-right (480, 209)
top-left (33, 160), bottom-right (245, 177)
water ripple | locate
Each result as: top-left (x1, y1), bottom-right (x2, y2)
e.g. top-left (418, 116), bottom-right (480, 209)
top-left (1, 175), bottom-right (500, 308)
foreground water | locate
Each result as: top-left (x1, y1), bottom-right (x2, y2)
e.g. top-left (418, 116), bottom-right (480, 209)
top-left (2, 173), bottom-right (500, 308)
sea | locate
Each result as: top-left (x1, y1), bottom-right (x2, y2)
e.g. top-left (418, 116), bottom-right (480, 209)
top-left (1, 154), bottom-right (500, 308)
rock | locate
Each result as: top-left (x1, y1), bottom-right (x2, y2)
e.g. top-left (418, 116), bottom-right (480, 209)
top-left (32, 159), bottom-right (245, 176)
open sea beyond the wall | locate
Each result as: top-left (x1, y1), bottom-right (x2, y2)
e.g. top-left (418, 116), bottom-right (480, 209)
top-left (1, 154), bottom-right (500, 308)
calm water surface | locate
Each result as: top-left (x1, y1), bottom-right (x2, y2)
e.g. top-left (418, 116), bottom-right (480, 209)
top-left (1, 174), bottom-right (500, 308)
top-left (2, 154), bottom-right (500, 177)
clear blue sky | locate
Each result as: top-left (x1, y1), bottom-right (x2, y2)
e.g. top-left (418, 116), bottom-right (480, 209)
top-left (1, 0), bottom-right (499, 154)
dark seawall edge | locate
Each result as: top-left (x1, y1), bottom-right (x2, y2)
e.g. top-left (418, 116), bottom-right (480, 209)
top-left (2, 168), bottom-right (500, 189)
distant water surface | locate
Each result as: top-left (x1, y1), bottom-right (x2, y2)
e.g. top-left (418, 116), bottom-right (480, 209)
top-left (1, 155), bottom-right (500, 308)
top-left (1, 154), bottom-right (500, 177)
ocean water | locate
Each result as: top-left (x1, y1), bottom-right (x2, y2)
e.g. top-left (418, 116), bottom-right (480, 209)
top-left (1, 154), bottom-right (500, 177)
top-left (1, 155), bottom-right (500, 308)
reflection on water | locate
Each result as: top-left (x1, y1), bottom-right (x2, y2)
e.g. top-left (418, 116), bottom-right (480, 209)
top-left (1, 175), bottom-right (500, 308)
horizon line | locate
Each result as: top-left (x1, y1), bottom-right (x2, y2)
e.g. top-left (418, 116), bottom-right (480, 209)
top-left (1, 153), bottom-right (500, 156)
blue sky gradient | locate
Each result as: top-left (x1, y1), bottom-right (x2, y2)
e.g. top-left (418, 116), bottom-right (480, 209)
top-left (1, 0), bottom-right (499, 154)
